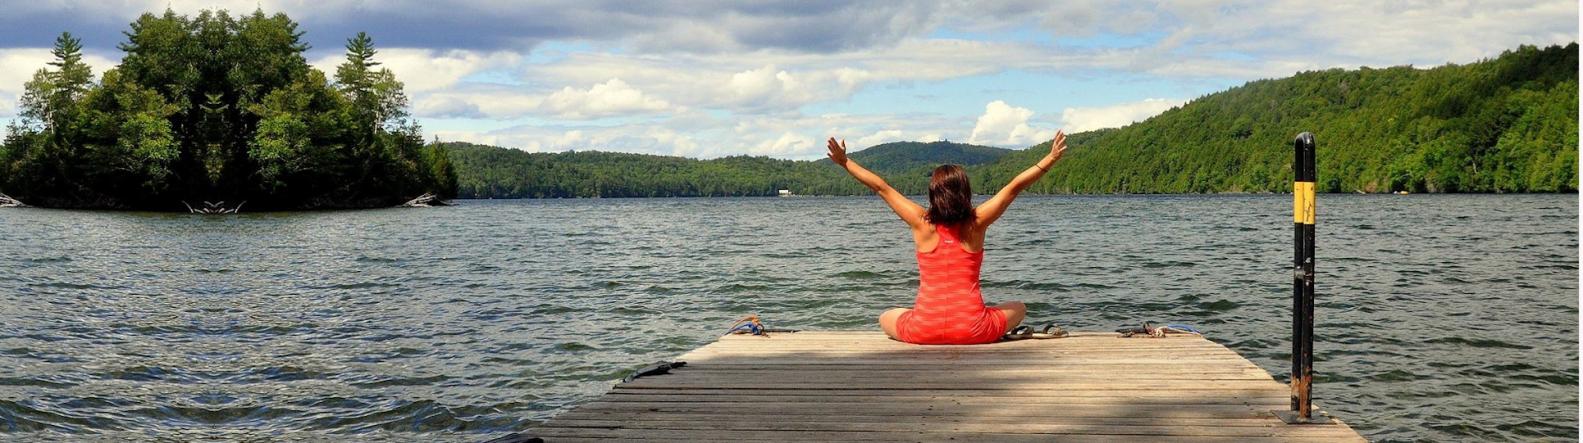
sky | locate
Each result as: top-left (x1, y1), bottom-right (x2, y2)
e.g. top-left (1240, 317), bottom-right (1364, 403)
top-left (0, 1), bottom-right (1576, 159)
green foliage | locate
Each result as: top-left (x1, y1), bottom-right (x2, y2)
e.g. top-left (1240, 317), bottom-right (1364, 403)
top-left (336, 31), bottom-right (410, 145)
top-left (423, 141), bottom-right (460, 198)
top-left (0, 10), bottom-right (455, 209)
top-left (833, 141), bottom-right (1011, 171)
top-left (446, 134), bottom-right (1121, 198)
top-left (250, 114), bottom-right (309, 189)
top-left (977, 43), bottom-right (1578, 195)
top-left (444, 141), bottom-right (1023, 198)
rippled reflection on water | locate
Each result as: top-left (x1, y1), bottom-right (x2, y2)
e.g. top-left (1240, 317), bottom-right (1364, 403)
top-left (0, 195), bottom-right (1575, 441)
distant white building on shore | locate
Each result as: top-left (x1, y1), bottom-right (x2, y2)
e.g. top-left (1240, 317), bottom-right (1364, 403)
top-left (778, 189), bottom-right (793, 197)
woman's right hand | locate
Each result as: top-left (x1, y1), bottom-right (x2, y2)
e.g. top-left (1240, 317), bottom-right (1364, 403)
top-left (1048, 130), bottom-right (1068, 163)
top-left (826, 137), bottom-right (849, 166)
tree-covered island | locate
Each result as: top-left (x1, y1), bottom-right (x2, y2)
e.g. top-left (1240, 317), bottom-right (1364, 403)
top-left (0, 10), bottom-right (457, 211)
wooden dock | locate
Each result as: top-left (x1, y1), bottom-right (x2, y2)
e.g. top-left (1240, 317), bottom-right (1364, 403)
top-left (525, 331), bottom-right (1365, 442)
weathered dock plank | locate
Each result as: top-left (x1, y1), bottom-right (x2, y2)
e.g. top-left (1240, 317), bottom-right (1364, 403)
top-left (529, 331), bottom-right (1365, 442)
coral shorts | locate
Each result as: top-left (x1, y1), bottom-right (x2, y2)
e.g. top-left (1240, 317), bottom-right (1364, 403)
top-left (894, 307), bottom-right (1008, 345)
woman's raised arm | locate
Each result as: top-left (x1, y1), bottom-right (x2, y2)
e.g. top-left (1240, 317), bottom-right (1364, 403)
top-left (827, 137), bottom-right (927, 229)
top-left (975, 130), bottom-right (1067, 227)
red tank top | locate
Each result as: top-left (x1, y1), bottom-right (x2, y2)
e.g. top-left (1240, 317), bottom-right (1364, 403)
top-left (894, 223), bottom-right (1007, 344)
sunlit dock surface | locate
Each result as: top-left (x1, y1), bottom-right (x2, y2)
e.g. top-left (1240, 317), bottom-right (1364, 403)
top-left (524, 331), bottom-right (1365, 442)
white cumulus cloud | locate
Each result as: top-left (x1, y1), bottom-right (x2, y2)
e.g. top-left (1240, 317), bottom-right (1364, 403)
top-left (1058, 98), bottom-right (1183, 133)
top-left (309, 48), bottom-right (520, 93)
top-left (540, 78), bottom-right (670, 119)
top-left (726, 65), bottom-right (795, 105)
top-left (968, 100), bottom-right (1055, 147)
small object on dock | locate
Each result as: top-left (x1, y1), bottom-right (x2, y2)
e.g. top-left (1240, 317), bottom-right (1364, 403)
top-left (725, 314), bottom-right (799, 337)
top-left (1116, 321), bottom-right (1202, 338)
top-left (479, 432), bottom-right (542, 443)
top-left (1037, 323), bottom-right (1069, 338)
top-left (621, 361), bottom-right (686, 383)
top-left (529, 330), bottom-right (1365, 441)
top-left (726, 314), bottom-right (765, 336)
top-left (1003, 323), bottom-right (1068, 340)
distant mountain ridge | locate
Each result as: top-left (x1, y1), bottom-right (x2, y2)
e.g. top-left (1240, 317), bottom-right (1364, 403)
top-left (444, 140), bottom-right (1009, 198)
top-left (836, 141), bottom-right (1012, 171)
top-left (447, 42), bottom-right (1577, 198)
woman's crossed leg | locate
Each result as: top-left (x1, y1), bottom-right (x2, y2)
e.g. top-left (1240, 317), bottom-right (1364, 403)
top-left (878, 301), bottom-right (1026, 341)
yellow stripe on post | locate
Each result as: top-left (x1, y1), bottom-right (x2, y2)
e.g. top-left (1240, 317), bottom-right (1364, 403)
top-left (1293, 182), bottom-right (1315, 225)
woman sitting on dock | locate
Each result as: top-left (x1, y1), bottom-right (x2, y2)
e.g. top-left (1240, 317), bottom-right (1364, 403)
top-left (825, 131), bottom-right (1068, 344)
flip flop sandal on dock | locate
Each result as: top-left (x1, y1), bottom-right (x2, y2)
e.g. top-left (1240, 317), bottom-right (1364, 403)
top-left (1117, 322), bottom-right (1155, 338)
top-left (1001, 325), bottom-right (1035, 341)
top-left (1116, 322), bottom-right (1204, 338)
top-left (1031, 324), bottom-right (1068, 339)
top-left (1003, 324), bottom-right (1066, 341)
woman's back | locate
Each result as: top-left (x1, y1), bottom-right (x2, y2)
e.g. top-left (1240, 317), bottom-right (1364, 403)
top-left (896, 223), bottom-right (1005, 344)
top-left (915, 223), bottom-right (984, 305)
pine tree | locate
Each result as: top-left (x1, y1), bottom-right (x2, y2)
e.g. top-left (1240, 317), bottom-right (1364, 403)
top-left (48, 33), bottom-right (93, 98)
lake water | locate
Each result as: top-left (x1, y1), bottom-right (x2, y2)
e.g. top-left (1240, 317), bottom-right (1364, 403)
top-left (0, 195), bottom-right (1576, 441)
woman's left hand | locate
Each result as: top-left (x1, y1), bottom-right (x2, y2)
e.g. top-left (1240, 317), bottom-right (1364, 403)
top-left (1048, 130), bottom-right (1068, 163)
top-left (826, 137), bottom-right (849, 166)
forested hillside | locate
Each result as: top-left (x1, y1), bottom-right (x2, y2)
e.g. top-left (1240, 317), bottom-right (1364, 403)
top-left (447, 143), bottom-right (845, 198)
top-left (825, 141), bottom-right (1010, 171)
top-left (981, 43), bottom-right (1578, 194)
top-left (0, 10), bottom-right (456, 210)
top-left (447, 141), bottom-right (1007, 198)
top-left (451, 43), bottom-right (1575, 198)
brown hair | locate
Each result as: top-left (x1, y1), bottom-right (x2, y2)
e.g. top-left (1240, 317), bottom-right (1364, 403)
top-left (926, 164), bottom-right (974, 226)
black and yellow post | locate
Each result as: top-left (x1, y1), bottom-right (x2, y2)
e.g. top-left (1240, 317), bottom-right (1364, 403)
top-left (1278, 132), bottom-right (1331, 424)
